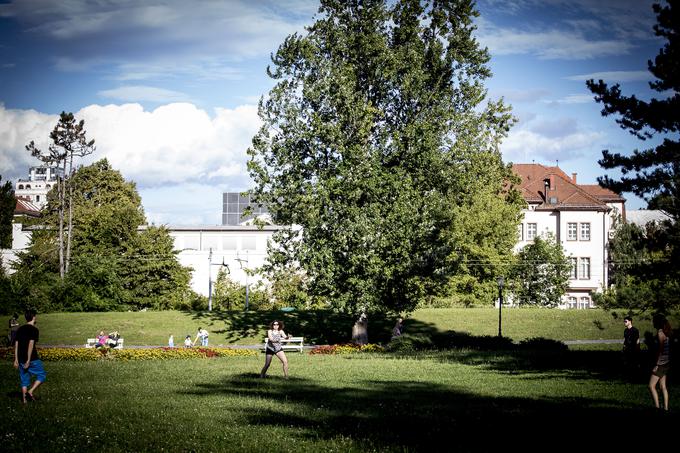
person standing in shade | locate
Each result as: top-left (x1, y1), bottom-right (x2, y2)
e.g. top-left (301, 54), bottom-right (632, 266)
top-left (260, 320), bottom-right (290, 378)
top-left (623, 316), bottom-right (640, 380)
top-left (13, 310), bottom-right (46, 404)
top-left (391, 317), bottom-right (404, 341)
top-left (649, 314), bottom-right (672, 411)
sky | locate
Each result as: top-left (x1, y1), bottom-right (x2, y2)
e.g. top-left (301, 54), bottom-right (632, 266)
top-left (0, 0), bottom-right (667, 225)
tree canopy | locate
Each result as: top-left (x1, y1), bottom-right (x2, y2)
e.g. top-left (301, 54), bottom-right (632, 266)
top-left (248, 0), bottom-right (520, 315)
top-left (9, 159), bottom-right (193, 312)
top-left (509, 234), bottom-right (571, 308)
top-left (0, 176), bottom-right (14, 249)
top-left (586, 0), bottom-right (679, 313)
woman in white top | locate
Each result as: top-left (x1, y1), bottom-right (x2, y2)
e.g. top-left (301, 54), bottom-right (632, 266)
top-left (260, 320), bottom-right (290, 378)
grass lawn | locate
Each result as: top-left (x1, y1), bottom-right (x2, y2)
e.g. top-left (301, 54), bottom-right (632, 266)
top-left (1, 349), bottom-right (675, 451)
top-left (4, 308), bottom-right (675, 346)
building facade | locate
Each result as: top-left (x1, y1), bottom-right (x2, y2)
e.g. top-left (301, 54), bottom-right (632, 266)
top-left (15, 165), bottom-right (63, 209)
top-left (513, 164), bottom-right (626, 308)
top-left (162, 224), bottom-right (284, 296)
top-left (222, 192), bottom-right (269, 226)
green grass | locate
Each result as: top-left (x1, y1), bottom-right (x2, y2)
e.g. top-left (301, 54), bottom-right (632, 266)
top-left (5, 308), bottom-right (675, 347)
top-left (1, 350), bottom-right (675, 451)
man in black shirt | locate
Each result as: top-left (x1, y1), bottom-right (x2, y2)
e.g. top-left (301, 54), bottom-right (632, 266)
top-left (623, 316), bottom-right (640, 381)
top-left (13, 310), bottom-right (46, 403)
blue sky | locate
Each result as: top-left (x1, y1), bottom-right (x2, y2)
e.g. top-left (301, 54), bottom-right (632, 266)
top-left (0, 0), bottom-right (666, 224)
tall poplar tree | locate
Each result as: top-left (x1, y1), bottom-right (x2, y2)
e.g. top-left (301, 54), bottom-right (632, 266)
top-left (586, 0), bottom-right (679, 311)
top-left (249, 0), bottom-right (519, 329)
top-left (26, 112), bottom-right (95, 278)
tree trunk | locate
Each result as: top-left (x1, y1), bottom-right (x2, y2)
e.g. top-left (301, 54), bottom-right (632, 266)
top-left (58, 160), bottom-right (67, 279)
top-left (65, 152), bottom-right (74, 275)
top-left (351, 312), bottom-right (368, 345)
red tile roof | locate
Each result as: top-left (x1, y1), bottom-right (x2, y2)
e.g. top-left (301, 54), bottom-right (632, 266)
top-left (512, 164), bottom-right (622, 211)
top-left (14, 197), bottom-right (41, 217)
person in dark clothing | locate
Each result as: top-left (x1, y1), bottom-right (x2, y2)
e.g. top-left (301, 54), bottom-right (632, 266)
top-left (8, 313), bottom-right (19, 346)
top-left (623, 316), bottom-right (640, 380)
top-left (13, 310), bottom-right (46, 403)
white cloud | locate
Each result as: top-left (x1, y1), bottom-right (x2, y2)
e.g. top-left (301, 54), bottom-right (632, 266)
top-left (489, 88), bottom-right (551, 103)
top-left (543, 94), bottom-right (594, 104)
top-left (0, 102), bottom-right (261, 212)
top-left (478, 23), bottom-right (633, 60)
top-left (501, 123), bottom-right (604, 163)
top-left (565, 71), bottom-right (651, 82)
top-left (98, 86), bottom-right (191, 103)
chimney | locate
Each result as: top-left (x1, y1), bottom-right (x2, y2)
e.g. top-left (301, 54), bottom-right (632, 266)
top-left (549, 175), bottom-right (555, 190)
top-left (572, 173), bottom-right (577, 184)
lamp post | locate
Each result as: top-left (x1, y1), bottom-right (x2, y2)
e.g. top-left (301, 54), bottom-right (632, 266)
top-left (208, 248), bottom-right (229, 312)
top-left (497, 276), bottom-right (504, 338)
top-left (235, 252), bottom-right (250, 311)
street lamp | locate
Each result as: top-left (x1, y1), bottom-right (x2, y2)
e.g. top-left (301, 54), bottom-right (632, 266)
top-left (497, 276), bottom-right (504, 338)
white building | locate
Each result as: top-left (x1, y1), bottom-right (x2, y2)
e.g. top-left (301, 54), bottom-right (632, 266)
top-left (513, 164), bottom-right (626, 309)
top-left (162, 225), bottom-right (285, 296)
top-left (1, 198), bottom-right (40, 274)
top-left (15, 165), bottom-right (63, 209)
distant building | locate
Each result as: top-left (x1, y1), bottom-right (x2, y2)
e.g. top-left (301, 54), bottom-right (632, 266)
top-left (15, 165), bottom-right (63, 209)
top-left (1, 197), bottom-right (41, 274)
top-left (513, 164), bottom-right (626, 309)
top-left (222, 192), bottom-right (270, 225)
top-left (161, 224), bottom-right (285, 296)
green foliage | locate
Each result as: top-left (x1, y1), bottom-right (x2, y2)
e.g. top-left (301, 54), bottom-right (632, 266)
top-left (249, 0), bottom-right (519, 316)
top-left (385, 333), bottom-right (434, 352)
top-left (11, 160), bottom-right (194, 312)
top-left (586, 1), bottom-right (680, 313)
top-left (509, 233), bottom-right (571, 307)
top-left (594, 221), bottom-right (680, 313)
top-left (0, 176), bottom-right (14, 249)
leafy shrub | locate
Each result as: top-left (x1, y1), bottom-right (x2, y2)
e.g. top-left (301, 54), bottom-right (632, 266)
top-left (385, 334), bottom-right (434, 352)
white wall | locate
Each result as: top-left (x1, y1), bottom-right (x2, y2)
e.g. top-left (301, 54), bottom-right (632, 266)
top-left (167, 227), bottom-right (281, 296)
top-left (516, 207), bottom-right (610, 308)
top-left (1, 223), bottom-right (31, 274)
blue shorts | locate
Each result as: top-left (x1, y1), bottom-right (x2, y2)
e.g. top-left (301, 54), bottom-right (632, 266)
top-left (19, 360), bottom-right (46, 388)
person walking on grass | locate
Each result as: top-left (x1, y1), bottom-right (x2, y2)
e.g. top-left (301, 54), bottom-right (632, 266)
top-left (649, 314), bottom-right (672, 411)
top-left (13, 310), bottom-right (46, 404)
top-left (260, 320), bottom-right (290, 378)
top-left (623, 316), bottom-right (640, 380)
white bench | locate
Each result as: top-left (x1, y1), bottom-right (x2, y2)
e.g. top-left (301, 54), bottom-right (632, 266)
top-left (85, 338), bottom-right (124, 349)
top-left (263, 336), bottom-right (304, 353)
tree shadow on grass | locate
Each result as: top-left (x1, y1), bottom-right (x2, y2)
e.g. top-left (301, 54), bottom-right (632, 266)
top-left (186, 310), bottom-right (440, 345)
top-left (182, 373), bottom-right (676, 451)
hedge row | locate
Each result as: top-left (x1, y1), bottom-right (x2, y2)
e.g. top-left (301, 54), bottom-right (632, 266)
top-left (0, 347), bottom-right (258, 362)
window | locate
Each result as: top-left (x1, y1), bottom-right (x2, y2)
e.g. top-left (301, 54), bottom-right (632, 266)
top-left (18, 184), bottom-right (24, 190)
top-left (567, 223), bottom-right (577, 241)
top-left (202, 236), bottom-right (220, 251)
top-left (526, 223), bottom-right (537, 240)
top-left (569, 258), bottom-right (578, 279)
top-left (568, 297), bottom-right (577, 309)
top-left (518, 224), bottom-right (524, 241)
top-left (580, 223), bottom-right (591, 241)
top-left (578, 297), bottom-right (591, 309)
top-left (242, 237), bottom-right (257, 250)
top-left (223, 237), bottom-right (237, 250)
top-left (579, 257), bottom-right (591, 280)
top-left (35, 195), bottom-right (40, 202)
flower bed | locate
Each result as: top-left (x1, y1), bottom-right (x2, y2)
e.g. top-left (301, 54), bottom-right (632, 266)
top-left (0, 347), bottom-right (257, 362)
top-left (309, 343), bottom-right (384, 355)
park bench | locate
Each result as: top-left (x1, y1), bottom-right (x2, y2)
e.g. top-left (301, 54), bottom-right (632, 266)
top-left (85, 338), bottom-right (124, 349)
top-left (262, 336), bottom-right (305, 353)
